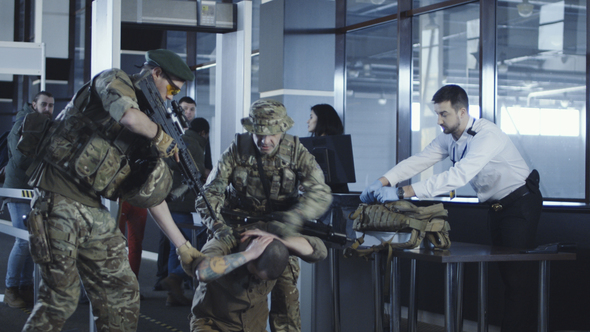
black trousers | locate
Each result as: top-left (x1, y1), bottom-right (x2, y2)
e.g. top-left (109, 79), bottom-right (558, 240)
top-left (488, 189), bottom-right (543, 332)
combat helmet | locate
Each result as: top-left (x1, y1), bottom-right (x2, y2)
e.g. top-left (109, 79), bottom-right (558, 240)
top-left (241, 99), bottom-right (294, 135)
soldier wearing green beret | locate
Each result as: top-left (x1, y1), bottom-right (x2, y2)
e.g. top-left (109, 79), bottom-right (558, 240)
top-left (22, 49), bottom-right (202, 332)
top-left (195, 99), bottom-right (333, 332)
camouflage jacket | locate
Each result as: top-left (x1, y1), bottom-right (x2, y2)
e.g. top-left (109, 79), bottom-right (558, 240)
top-left (196, 133), bottom-right (332, 230)
top-left (32, 69), bottom-right (154, 207)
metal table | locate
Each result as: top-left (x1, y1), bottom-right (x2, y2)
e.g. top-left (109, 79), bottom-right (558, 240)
top-left (389, 242), bottom-right (576, 332)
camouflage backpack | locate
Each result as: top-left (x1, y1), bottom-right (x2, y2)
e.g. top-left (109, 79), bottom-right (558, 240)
top-left (347, 200), bottom-right (451, 253)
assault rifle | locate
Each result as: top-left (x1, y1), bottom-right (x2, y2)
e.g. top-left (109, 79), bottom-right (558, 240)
top-left (134, 74), bottom-right (216, 217)
top-left (221, 209), bottom-right (350, 246)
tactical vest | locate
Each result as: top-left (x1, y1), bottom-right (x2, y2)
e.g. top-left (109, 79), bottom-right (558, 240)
top-left (347, 200), bottom-right (451, 252)
top-left (24, 75), bottom-right (153, 201)
top-left (226, 133), bottom-right (300, 214)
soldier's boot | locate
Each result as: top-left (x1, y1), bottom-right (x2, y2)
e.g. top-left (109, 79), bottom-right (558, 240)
top-left (19, 285), bottom-right (35, 307)
top-left (161, 274), bottom-right (191, 306)
top-left (4, 287), bottom-right (26, 308)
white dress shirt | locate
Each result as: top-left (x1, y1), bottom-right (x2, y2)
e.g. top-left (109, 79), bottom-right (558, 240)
top-left (383, 117), bottom-right (530, 202)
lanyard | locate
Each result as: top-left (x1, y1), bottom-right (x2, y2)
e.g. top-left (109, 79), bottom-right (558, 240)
top-left (451, 144), bottom-right (468, 166)
top-left (449, 118), bottom-right (475, 198)
top-left (451, 118), bottom-right (476, 166)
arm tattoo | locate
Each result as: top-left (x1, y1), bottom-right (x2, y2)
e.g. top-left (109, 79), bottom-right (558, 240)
top-left (198, 253), bottom-right (248, 281)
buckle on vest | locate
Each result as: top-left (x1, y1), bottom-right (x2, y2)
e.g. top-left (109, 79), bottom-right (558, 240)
top-left (491, 202), bottom-right (503, 212)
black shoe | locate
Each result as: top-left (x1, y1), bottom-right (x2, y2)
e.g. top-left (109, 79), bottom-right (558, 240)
top-left (153, 281), bottom-right (164, 291)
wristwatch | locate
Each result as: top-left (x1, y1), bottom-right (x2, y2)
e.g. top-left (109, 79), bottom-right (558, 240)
top-left (397, 187), bottom-right (405, 199)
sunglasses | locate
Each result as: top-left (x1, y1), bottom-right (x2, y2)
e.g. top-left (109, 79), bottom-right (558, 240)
top-left (163, 72), bottom-right (181, 96)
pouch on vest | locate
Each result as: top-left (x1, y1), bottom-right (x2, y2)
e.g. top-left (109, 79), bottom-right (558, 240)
top-left (72, 133), bottom-right (132, 199)
top-left (348, 200), bottom-right (451, 251)
top-left (17, 112), bottom-right (55, 158)
top-left (26, 206), bottom-right (52, 264)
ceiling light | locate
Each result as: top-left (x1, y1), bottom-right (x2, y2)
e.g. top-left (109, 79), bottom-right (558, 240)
top-left (517, 0), bottom-right (534, 18)
top-left (498, 61), bottom-right (509, 74)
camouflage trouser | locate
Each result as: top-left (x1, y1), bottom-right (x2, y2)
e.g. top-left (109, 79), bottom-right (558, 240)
top-left (230, 222), bottom-right (301, 332)
top-left (190, 316), bottom-right (222, 331)
top-left (22, 192), bottom-right (139, 332)
top-left (269, 256), bottom-right (301, 332)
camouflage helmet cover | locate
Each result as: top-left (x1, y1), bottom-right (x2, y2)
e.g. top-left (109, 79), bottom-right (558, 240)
top-left (241, 99), bottom-right (294, 135)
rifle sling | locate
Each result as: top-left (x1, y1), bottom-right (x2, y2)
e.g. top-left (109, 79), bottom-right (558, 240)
top-left (253, 140), bottom-right (274, 212)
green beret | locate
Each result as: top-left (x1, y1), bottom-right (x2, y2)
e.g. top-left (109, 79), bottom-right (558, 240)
top-left (145, 49), bottom-right (195, 82)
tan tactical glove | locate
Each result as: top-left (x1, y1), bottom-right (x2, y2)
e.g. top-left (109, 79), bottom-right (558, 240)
top-left (152, 124), bottom-right (179, 158)
top-left (176, 241), bottom-right (203, 277)
top-left (267, 211), bottom-right (304, 238)
top-left (267, 220), bottom-right (298, 238)
top-left (212, 223), bottom-right (237, 248)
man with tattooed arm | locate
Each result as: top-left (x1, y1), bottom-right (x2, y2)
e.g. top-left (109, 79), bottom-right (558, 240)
top-left (188, 225), bottom-right (327, 332)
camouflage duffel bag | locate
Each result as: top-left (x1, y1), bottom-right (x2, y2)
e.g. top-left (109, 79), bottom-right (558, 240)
top-left (349, 200), bottom-right (451, 250)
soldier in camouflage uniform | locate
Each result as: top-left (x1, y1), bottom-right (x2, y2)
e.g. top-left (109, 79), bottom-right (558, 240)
top-left (196, 99), bottom-right (332, 332)
top-left (21, 49), bottom-right (202, 332)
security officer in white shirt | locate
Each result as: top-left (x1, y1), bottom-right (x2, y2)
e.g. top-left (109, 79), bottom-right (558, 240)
top-left (361, 84), bottom-right (542, 332)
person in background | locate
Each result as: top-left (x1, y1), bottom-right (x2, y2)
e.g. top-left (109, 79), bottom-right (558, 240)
top-left (117, 201), bottom-right (147, 291)
top-left (307, 103), bottom-right (349, 193)
top-left (3, 91), bottom-right (54, 308)
top-left (190, 118), bottom-right (212, 182)
top-left (179, 96), bottom-right (196, 123)
top-left (179, 96), bottom-right (214, 182)
top-left (361, 84), bottom-right (542, 332)
top-left (307, 103), bottom-right (344, 137)
top-left (153, 96), bottom-right (210, 292)
top-left (161, 117), bottom-right (210, 306)
top-left (178, 96), bottom-right (212, 178)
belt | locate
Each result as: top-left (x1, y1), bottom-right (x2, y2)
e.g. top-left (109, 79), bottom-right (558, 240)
top-left (490, 185), bottom-right (530, 212)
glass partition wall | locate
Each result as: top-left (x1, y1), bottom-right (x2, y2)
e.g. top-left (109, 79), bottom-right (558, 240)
top-left (410, 3), bottom-right (481, 197)
top-left (496, 0), bottom-right (587, 200)
top-left (346, 22), bottom-right (398, 191)
top-left (342, 0), bottom-right (587, 202)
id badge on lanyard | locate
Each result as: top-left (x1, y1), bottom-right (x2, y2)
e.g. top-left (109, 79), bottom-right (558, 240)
top-left (449, 143), bottom-right (467, 199)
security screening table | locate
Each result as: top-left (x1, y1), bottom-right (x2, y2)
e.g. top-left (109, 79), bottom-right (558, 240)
top-left (387, 242), bottom-right (576, 332)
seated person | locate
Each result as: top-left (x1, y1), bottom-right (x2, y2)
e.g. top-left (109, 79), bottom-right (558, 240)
top-left (307, 104), bottom-right (344, 137)
top-left (307, 104), bottom-right (349, 193)
top-left (189, 226), bottom-right (327, 332)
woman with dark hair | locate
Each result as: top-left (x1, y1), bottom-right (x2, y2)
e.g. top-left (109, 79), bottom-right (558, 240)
top-left (307, 104), bottom-right (349, 193)
top-left (307, 104), bottom-right (344, 136)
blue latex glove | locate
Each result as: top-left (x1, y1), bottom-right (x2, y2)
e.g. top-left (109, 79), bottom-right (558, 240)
top-left (360, 179), bottom-right (384, 203)
top-left (375, 186), bottom-right (400, 203)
